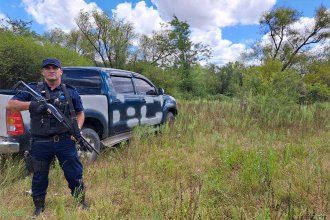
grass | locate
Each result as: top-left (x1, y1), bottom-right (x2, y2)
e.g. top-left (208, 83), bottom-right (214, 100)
top-left (0, 99), bottom-right (329, 219)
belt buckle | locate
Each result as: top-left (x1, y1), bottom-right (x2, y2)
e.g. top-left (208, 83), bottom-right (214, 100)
top-left (54, 135), bottom-right (60, 142)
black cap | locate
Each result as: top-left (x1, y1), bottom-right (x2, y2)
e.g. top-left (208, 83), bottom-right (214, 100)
top-left (42, 58), bottom-right (61, 68)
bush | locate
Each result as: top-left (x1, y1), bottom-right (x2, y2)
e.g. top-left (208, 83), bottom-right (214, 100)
top-left (0, 31), bottom-right (93, 89)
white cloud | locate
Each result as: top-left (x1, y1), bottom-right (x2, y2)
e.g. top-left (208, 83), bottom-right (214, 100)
top-left (114, 0), bottom-right (260, 65)
top-left (191, 28), bottom-right (247, 65)
top-left (113, 1), bottom-right (163, 35)
top-left (22, 0), bottom-right (100, 32)
top-left (20, 0), bottom-right (279, 65)
top-left (0, 12), bottom-right (6, 20)
top-left (151, 0), bottom-right (276, 29)
top-left (0, 12), bottom-right (10, 28)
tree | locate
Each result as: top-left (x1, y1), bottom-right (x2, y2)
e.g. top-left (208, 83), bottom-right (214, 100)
top-left (43, 28), bottom-right (67, 46)
top-left (259, 5), bottom-right (330, 71)
top-left (169, 16), bottom-right (211, 68)
top-left (75, 9), bottom-right (135, 68)
top-left (0, 18), bottom-right (38, 38)
top-left (138, 27), bottom-right (174, 66)
top-left (215, 62), bottom-right (244, 96)
top-left (43, 29), bottom-right (95, 61)
top-left (0, 31), bottom-right (93, 89)
top-left (167, 16), bottom-right (211, 92)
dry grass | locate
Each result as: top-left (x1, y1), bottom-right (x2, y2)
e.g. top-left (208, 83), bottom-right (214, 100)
top-left (0, 99), bottom-right (329, 219)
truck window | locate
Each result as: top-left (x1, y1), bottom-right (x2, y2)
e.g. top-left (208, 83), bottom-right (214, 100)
top-left (62, 70), bottom-right (101, 94)
top-left (111, 76), bottom-right (134, 94)
top-left (134, 78), bottom-right (157, 95)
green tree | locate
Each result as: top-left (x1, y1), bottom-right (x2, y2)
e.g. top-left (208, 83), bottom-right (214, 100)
top-left (169, 16), bottom-right (211, 68)
top-left (258, 5), bottom-right (330, 71)
top-left (0, 18), bottom-right (38, 38)
top-left (43, 29), bottom-right (95, 61)
top-left (0, 31), bottom-right (93, 89)
top-left (138, 27), bottom-right (174, 66)
top-left (43, 28), bottom-right (67, 46)
top-left (168, 16), bottom-right (211, 92)
top-left (76, 9), bottom-right (135, 68)
top-left (214, 62), bottom-right (244, 96)
top-left (303, 60), bottom-right (330, 102)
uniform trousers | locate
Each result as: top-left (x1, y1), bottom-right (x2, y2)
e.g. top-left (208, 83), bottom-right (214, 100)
top-left (31, 137), bottom-right (84, 198)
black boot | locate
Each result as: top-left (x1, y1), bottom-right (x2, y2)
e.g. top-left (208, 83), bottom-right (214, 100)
top-left (78, 195), bottom-right (90, 210)
top-left (32, 196), bottom-right (45, 216)
top-left (73, 193), bottom-right (89, 210)
top-left (73, 181), bottom-right (89, 210)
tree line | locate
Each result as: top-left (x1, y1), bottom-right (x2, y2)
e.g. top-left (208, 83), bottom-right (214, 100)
top-left (0, 5), bottom-right (329, 104)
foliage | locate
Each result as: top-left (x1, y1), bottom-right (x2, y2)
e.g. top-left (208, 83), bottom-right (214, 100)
top-left (0, 31), bottom-right (93, 89)
top-left (137, 26), bottom-right (174, 65)
top-left (210, 62), bottom-right (244, 97)
top-left (0, 18), bottom-right (39, 38)
top-left (76, 8), bottom-right (136, 68)
top-left (303, 60), bottom-right (330, 102)
top-left (258, 5), bottom-right (330, 71)
top-left (126, 61), bottom-right (182, 97)
top-left (43, 28), bottom-right (95, 62)
top-left (0, 31), bottom-right (44, 88)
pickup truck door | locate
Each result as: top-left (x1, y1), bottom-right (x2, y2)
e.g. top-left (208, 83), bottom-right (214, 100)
top-left (133, 77), bottom-right (163, 126)
top-left (109, 76), bottom-right (142, 134)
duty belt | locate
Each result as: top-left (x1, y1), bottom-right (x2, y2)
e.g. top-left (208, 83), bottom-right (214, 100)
top-left (32, 133), bottom-right (71, 143)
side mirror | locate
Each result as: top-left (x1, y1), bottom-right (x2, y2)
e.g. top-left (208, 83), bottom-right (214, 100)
top-left (146, 90), bottom-right (157, 95)
top-left (158, 88), bottom-right (164, 95)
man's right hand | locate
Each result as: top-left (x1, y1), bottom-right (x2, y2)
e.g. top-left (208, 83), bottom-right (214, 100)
top-left (29, 101), bottom-right (48, 114)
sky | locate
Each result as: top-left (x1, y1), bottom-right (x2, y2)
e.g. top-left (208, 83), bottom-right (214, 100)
top-left (0, 0), bottom-right (329, 65)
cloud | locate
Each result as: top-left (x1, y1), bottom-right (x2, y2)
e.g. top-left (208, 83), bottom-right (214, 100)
top-left (151, 0), bottom-right (276, 29)
top-left (114, 0), bottom-right (257, 65)
top-left (0, 12), bottom-right (10, 28)
top-left (191, 28), bottom-right (247, 65)
top-left (0, 12), bottom-right (6, 20)
top-left (113, 1), bottom-right (163, 35)
top-left (20, 0), bottom-right (278, 65)
top-left (22, 0), bottom-right (100, 32)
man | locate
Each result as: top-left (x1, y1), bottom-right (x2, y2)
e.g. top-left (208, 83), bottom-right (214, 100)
top-left (6, 58), bottom-right (89, 216)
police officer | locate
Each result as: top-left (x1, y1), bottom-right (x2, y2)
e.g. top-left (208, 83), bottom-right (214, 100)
top-left (6, 58), bottom-right (89, 216)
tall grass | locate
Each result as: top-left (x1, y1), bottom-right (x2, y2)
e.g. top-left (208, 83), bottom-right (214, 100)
top-left (0, 99), bottom-right (329, 219)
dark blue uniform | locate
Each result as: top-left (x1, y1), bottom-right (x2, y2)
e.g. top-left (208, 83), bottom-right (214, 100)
top-left (12, 82), bottom-right (85, 198)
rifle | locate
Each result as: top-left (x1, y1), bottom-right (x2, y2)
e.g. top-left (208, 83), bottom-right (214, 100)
top-left (12, 81), bottom-right (100, 155)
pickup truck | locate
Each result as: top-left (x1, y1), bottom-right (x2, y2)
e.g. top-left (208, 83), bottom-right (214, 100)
top-left (0, 67), bottom-right (177, 162)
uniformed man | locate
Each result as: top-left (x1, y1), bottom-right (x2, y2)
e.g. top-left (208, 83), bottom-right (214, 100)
top-left (6, 58), bottom-right (89, 216)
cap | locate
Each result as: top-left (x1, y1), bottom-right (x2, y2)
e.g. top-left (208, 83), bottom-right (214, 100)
top-left (42, 58), bottom-right (61, 68)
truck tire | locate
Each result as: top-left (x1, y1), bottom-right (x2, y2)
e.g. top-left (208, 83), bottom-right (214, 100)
top-left (165, 111), bottom-right (175, 125)
top-left (78, 128), bottom-right (100, 163)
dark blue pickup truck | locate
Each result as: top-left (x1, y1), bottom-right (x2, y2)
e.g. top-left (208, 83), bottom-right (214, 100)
top-left (0, 67), bottom-right (177, 161)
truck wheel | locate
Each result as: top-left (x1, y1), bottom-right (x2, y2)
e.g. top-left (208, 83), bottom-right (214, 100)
top-left (78, 128), bottom-right (100, 163)
top-left (165, 112), bottom-right (175, 125)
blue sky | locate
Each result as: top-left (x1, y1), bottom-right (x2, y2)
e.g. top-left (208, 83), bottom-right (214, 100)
top-left (0, 0), bottom-right (328, 65)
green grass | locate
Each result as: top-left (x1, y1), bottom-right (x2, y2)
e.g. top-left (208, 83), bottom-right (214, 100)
top-left (0, 99), bottom-right (329, 219)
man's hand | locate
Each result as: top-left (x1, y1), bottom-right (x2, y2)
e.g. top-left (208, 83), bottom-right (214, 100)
top-left (71, 129), bottom-right (82, 142)
top-left (29, 101), bottom-right (48, 114)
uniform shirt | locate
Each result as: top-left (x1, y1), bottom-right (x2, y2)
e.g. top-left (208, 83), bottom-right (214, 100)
top-left (12, 81), bottom-right (84, 113)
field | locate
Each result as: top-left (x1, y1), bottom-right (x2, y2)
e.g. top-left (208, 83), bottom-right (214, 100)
top-left (0, 99), bottom-right (329, 219)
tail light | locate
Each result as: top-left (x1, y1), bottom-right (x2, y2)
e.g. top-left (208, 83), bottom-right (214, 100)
top-left (6, 110), bottom-right (25, 136)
